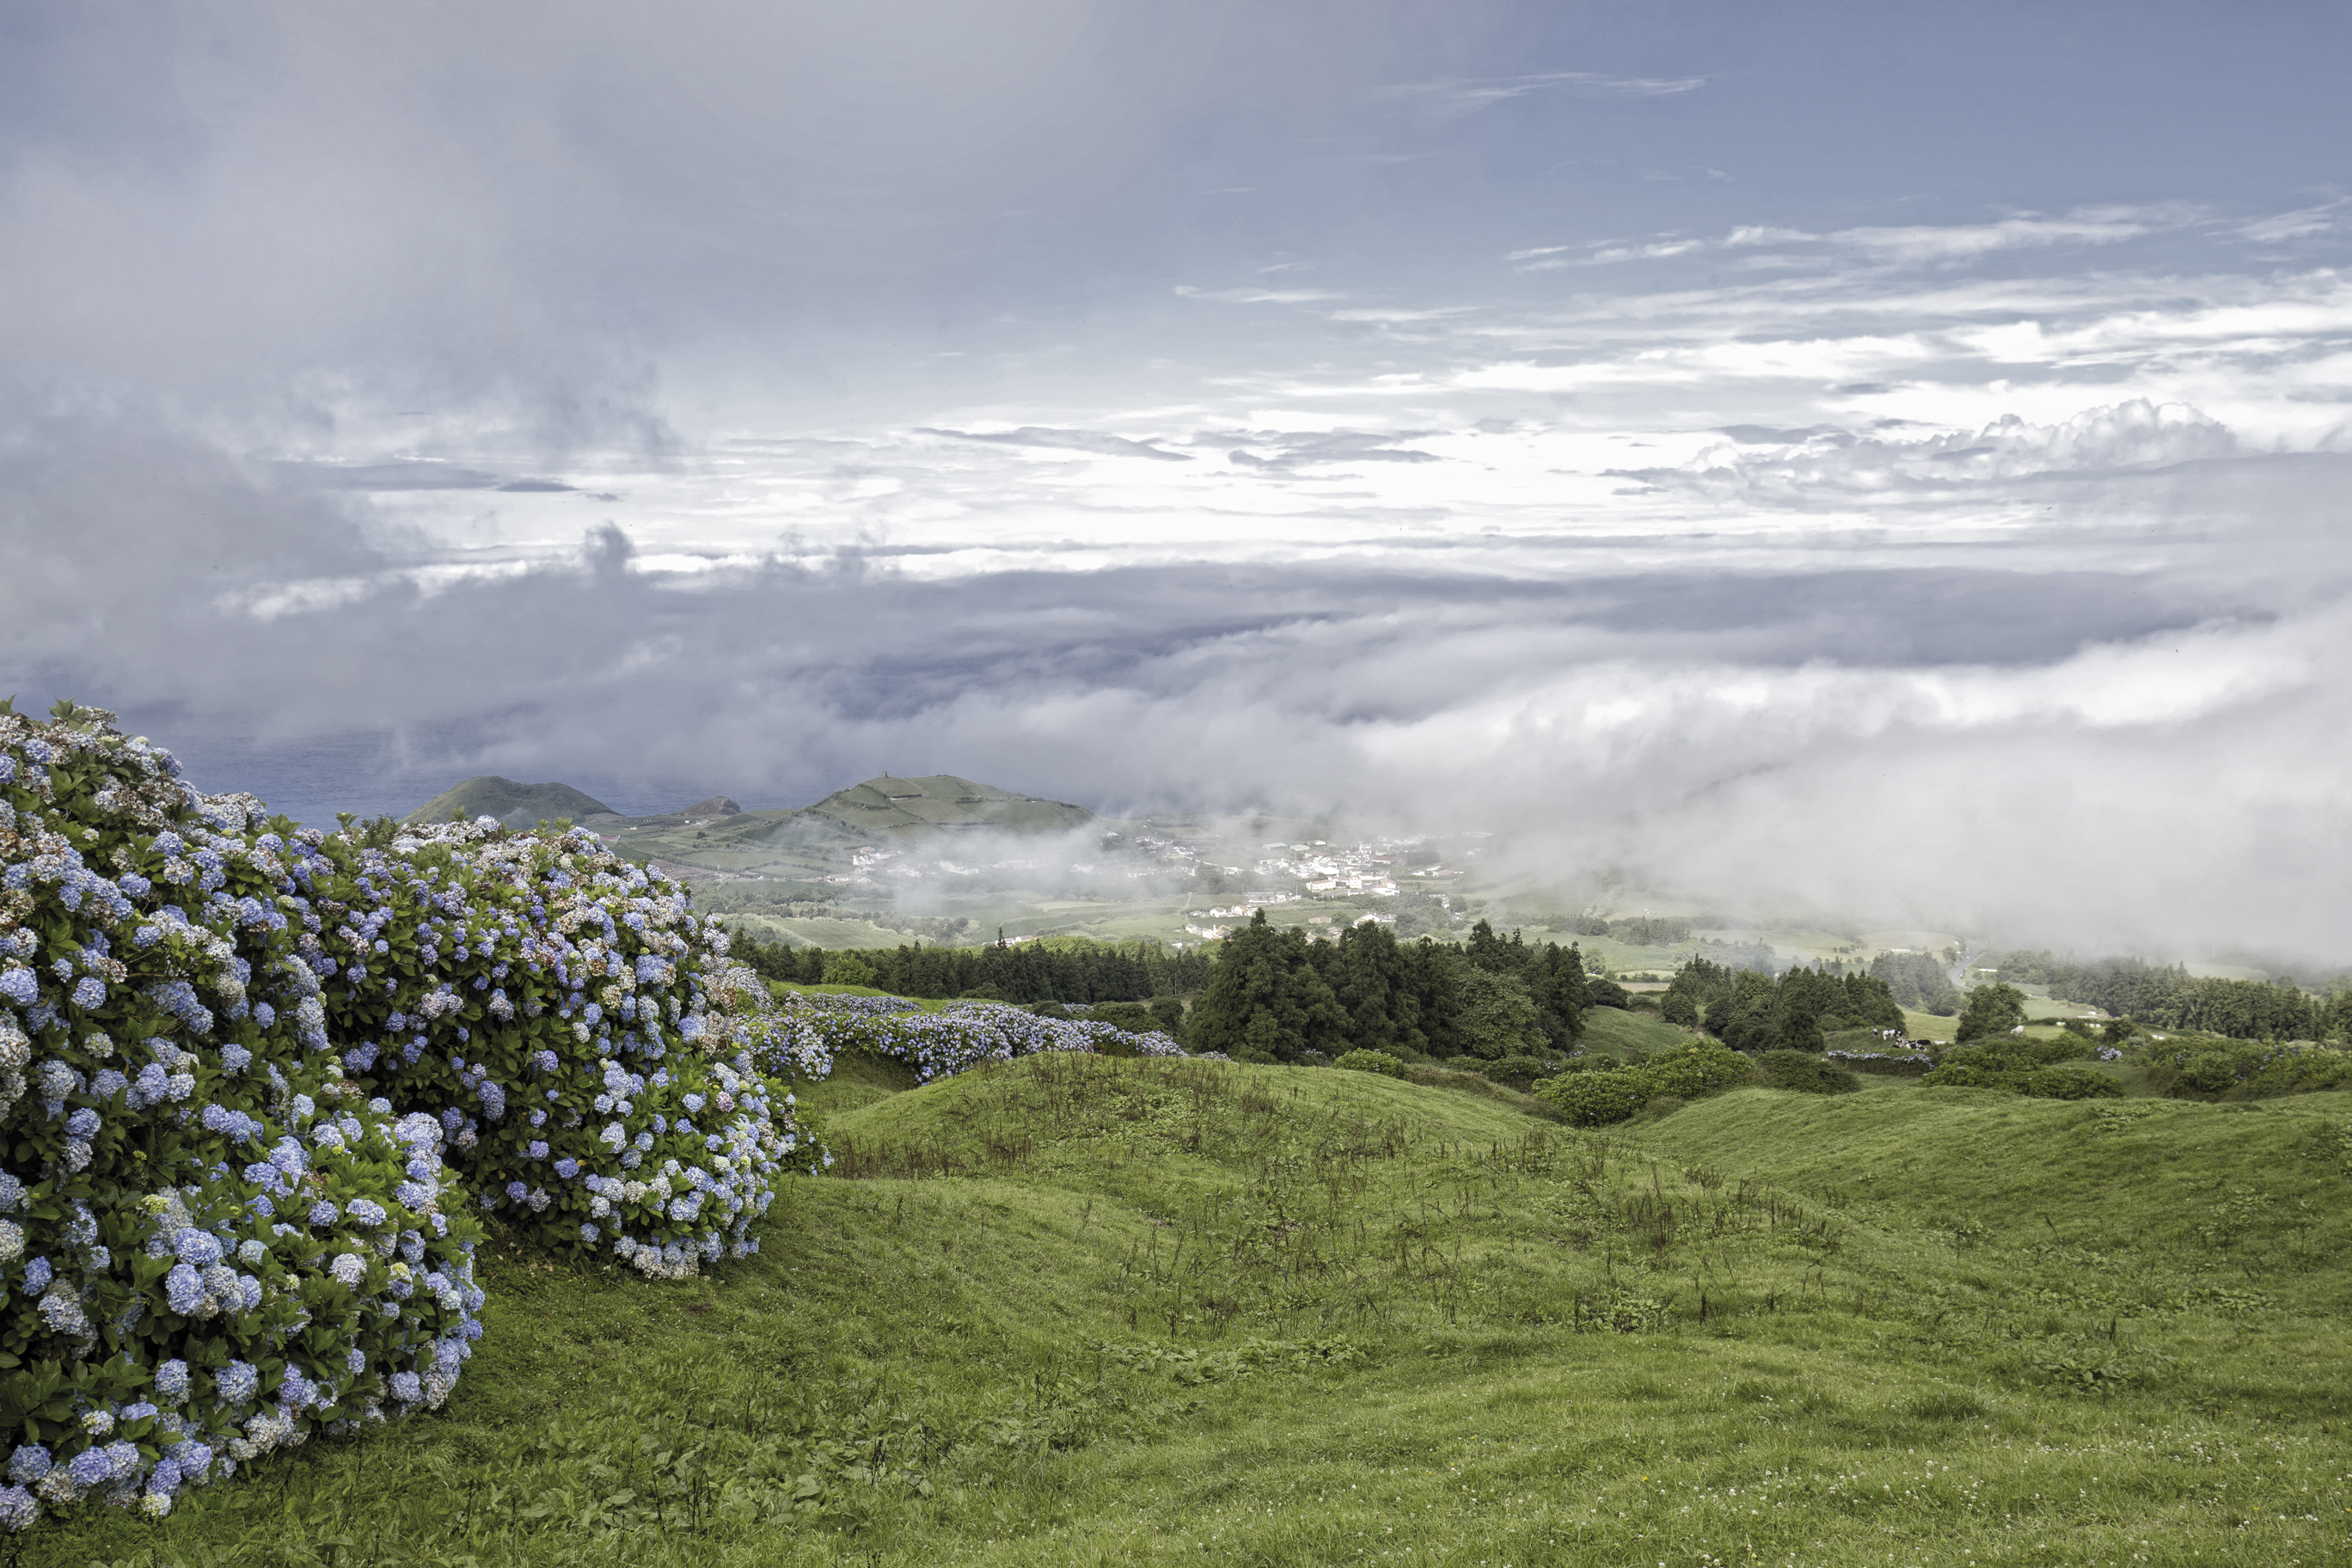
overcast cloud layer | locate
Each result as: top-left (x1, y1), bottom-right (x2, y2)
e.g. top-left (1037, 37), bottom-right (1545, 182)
top-left (5, 2), bottom-right (2351, 963)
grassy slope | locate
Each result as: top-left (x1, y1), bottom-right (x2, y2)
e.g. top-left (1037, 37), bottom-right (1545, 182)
top-left (1577, 1005), bottom-right (1694, 1057)
top-left (39, 1063), bottom-right (2352, 1568)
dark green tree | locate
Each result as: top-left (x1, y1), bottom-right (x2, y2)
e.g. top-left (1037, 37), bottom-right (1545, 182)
top-left (1187, 910), bottom-right (1350, 1063)
top-left (1955, 983), bottom-right (2029, 1043)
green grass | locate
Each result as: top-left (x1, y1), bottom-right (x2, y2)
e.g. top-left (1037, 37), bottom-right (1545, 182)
top-left (1903, 1007), bottom-right (1960, 1042)
top-left (1577, 1005), bottom-right (1697, 1057)
top-left (35, 1058), bottom-right (2352, 1567)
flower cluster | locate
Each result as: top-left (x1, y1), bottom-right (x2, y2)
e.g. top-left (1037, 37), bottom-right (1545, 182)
top-left (0, 703), bottom-right (483, 1529)
top-left (0, 703), bottom-right (831, 1534)
top-left (1824, 1049), bottom-right (1934, 1077)
top-left (744, 996), bottom-right (1183, 1087)
top-left (300, 818), bottom-right (820, 1277)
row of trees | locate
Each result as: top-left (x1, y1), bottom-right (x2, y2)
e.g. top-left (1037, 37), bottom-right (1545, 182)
top-left (1659, 958), bottom-right (1907, 1051)
top-left (1186, 916), bottom-right (1589, 1063)
top-left (732, 933), bottom-right (1216, 1004)
top-left (1985, 952), bottom-right (2346, 1041)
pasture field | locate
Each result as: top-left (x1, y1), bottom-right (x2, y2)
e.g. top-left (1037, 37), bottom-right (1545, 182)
top-left (33, 1058), bottom-right (2352, 1568)
top-left (1575, 1006), bottom-right (1696, 1057)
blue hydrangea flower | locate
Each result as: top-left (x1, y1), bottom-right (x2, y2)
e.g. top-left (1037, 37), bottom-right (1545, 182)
top-left (215, 1363), bottom-right (259, 1405)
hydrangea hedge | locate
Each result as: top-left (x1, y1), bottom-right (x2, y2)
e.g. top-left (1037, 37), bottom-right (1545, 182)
top-left (302, 816), bottom-right (813, 1277)
top-left (0, 703), bottom-right (812, 1531)
top-left (745, 995), bottom-right (1185, 1087)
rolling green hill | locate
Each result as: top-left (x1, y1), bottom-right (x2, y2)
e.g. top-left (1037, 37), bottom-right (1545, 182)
top-left (801, 774), bottom-right (1093, 836)
top-left (400, 775), bottom-right (614, 828)
top-left (43, 1035), bottom-right (2351, 1566)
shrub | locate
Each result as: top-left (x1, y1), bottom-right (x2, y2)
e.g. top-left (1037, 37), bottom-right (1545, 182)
top-left (1333, 1050), bottom-right (1408, 1078)
top-left (1086, 1002), bottom-right (1157, 1036)
top-left (1533, 1069), bottom-right (1653, 1126)
top-left (743, 998), bottom-right (1182, 1088)
top-left (1827, 1048), bottom-right (1932, 1077)
top-left (2141, 1039), bottom-right (2352, 1099)
top-left (308, 818), bottom-right (809, 1280)
top-left (1758, 1050), bottom-right (1862, 1095)
top-left (0, 706), bottom-right (488, 1527)
top-left (2171, 1051), bottom-right (2241, 1096)
top-left (2019, 1066), bottom-right (2124, 1100)
top-left (1534, 1043), bottom-right (1755, 1125)
top-left (0, 702), bottom-right (839, 1532)
top-left (1479, 1054), bottom-right (1565, 1091)
top-left (1627, 1093), bottom-right (1687, 1123)
top-left (1636, 1044), bottom-right (1757, 1099)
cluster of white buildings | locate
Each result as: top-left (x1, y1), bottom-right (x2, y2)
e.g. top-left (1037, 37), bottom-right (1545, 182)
top-left (1255, 840), bottom-right (1410, 897)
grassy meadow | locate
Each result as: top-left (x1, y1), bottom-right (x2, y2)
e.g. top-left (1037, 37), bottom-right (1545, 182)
top-left (30, 1048), bottom-right (2352, 1567)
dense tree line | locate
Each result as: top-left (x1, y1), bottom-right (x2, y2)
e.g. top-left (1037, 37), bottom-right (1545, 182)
top-left (1986, 952), bottom-right (2343, 1041)
top-left (730, 931), bottom-right (1216, 1004)
top-left (1662, 958), bottom-right (1906, 1050)
top-left (1187, 916), bottom-right (1587, 1063)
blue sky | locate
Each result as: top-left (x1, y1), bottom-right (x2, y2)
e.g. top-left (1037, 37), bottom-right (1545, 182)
top-left (3, 1), bottom-right (2350, 959)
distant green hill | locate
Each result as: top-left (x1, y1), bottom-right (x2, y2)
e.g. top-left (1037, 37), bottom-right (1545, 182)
top-left (402, 776), bottom-right (615, 829)
top-left (800, 774), bottom-right (1093, 836)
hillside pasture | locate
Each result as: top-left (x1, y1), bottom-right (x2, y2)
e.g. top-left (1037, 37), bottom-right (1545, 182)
top-left (37, 1059), bottom-right (2352, 1566)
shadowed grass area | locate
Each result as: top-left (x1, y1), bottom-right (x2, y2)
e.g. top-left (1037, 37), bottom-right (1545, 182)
top-left (34, 1059), bottom-right (2352, 1566)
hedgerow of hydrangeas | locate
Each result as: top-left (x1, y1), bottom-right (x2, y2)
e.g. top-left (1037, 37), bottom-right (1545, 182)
top-left (302, 819), bottom-right (821, 1281)
top-left (742, 997), bottom-right (1184, 1087)
top-left (0, 704), bottom-right (483, 1531)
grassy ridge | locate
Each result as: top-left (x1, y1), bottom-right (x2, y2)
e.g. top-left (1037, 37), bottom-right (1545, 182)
top-left (35, 1059), bottom-right (2352, 1566)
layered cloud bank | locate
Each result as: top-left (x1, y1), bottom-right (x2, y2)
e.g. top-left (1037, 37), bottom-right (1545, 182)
top-left (4, 4), bottom-right (2349, 962)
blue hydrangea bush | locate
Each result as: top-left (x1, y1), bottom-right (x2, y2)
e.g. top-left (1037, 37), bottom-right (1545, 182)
top-left (746, 996), bottom-right (1185, 1087)
top-left (0, 703), bottom-right (486, 1527)
top-left (303, 818), bottom-right (815, 1279)
top-left (0, 703), bottom-right (825, 1534)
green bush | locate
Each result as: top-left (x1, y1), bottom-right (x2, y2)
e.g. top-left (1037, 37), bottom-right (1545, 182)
top-left (2019, 1066), bottom-right (2124, 1100)
top-left (2141, 1039), bottom-right (2352, 1099)
top-left (1534, 1044), bottom-right (1754, 1125)
top-left (1637, 1043), bottom-right (1758, 1099)
top-left (1333, 1049), bottom-right (1408, 1078)
top-left (1479, 1054), bottom-right (1565, 1090)
top-left (1533, 1069), bottom-right (1653, 1126)
top-left (2171, 1051), bottom-right (2240, 1096)
top-left (1759, 1050), bottom-right (1862, 1094)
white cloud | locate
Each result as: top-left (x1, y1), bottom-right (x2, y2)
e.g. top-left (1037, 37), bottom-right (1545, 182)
top-left (1383, 70), bottom-right (1706, 119)
top-left (1175, 285), bottom-right (1347, 304)
top-left (1826, 213), bottom-right (2159, 262)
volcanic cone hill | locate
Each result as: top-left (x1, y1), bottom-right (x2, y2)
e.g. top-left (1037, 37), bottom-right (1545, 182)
top-left (401, 775), bottom-right (615, 829)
